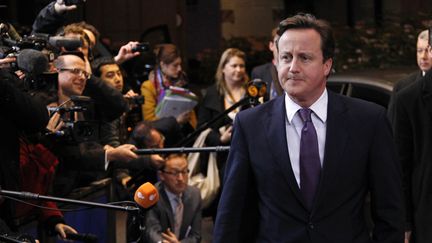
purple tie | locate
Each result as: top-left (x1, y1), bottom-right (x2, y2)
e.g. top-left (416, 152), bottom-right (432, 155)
top-left (299, 108), bottom-right (321, 210)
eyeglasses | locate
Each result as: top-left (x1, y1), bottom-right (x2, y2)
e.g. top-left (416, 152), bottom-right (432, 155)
top-left (59, 68), bottom-right (91, 80)
top-left (162, 169), bottom-right (189, 177)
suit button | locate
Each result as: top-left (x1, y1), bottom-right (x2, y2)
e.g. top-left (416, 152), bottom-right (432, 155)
top-left (308, 222), bottom-right (314, 229)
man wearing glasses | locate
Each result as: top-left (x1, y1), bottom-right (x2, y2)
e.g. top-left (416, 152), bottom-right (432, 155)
top-left (47, 52), bottom-right (138, 197)
top-left (144, 154), bottom-right (202, 243)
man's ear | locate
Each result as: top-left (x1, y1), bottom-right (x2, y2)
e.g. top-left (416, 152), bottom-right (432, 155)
top-left (323, 58), bottom-right (333, 77)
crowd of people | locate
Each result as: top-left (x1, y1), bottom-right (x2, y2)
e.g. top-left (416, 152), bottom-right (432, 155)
top-left (1, 1), bottom-right (432, 243)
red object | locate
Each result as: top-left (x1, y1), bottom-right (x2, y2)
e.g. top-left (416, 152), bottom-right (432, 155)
top-left (15, 139), bottom-right (63, 222)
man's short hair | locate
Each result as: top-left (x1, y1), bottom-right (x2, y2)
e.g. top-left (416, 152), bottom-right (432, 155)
top-left (276, 13), bottom-right (335, 62)
top-left (91, 56), bottom-right (116, 77)
top-left (159, 153), bottom-right (187, 171)
top-left (418, 29), bottom-right (428, 41)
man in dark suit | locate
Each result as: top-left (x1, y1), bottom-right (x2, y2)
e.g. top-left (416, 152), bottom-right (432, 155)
top-left (251, 27), bottom-right (283, 101)
top-left (388, 29), bottom-right (432, 120)
top-left (392, 68), bottom-right (432, 242)
top-left (213, 13), bottom-right (404, 243)
top-left (145, 154), bottom-right (201, 243)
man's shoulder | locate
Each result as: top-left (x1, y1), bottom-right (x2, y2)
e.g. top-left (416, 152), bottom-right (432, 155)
top-left (329, 91), bottom-right (385, 116)
top-left (237, 96), bottom-right (281, 120)
top-left (393, 70), bottom-right (421, 93)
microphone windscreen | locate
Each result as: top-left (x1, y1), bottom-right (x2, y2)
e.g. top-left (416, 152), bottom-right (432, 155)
top-left (134, 182), bottom-right (159, 209)
top-left (17, 49), bottom-right (48, 75)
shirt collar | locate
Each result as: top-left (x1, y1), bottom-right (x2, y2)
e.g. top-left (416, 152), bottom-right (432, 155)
top-left (284, 89), bottom-right (328, 124)
top-left (164, 187), bottom-right (182, 202)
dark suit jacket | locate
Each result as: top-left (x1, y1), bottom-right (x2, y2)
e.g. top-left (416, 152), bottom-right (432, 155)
top-left (214, 91), bottom-right (404, 243)
top-left (251, 62), bottom-right (282, 101)
top-left (392, 70), bottom-right (432, 243)
top-left (145, 183), bottom-right (202, 243)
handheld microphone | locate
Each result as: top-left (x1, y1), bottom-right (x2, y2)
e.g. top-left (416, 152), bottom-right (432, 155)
top-left (134, 182), bottom-right (159, 209)
top-left (16, 49), bottom-right (48, 76)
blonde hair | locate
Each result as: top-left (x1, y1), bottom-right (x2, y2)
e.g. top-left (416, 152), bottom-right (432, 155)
top-left (215, 48), bottom-right (249, 95)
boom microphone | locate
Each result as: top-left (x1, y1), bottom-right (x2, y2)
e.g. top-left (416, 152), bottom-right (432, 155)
top-left (134, 182), bottom-right (159, 209)
top-left (16, 49), bottom-right (48, 75)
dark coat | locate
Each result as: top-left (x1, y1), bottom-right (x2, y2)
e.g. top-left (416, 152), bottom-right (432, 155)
top-left (0, 70), bottom-right (49, 230)
top-left (214, 91), bottom-right (404, 243)
top-left (388, 70), bottom-right (423, 121)
top-left (393, 70), bottom-right (432, 243)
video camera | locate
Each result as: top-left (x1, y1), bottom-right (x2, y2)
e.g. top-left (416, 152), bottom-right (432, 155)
top-left (46, 96), bottom-right (99, 144)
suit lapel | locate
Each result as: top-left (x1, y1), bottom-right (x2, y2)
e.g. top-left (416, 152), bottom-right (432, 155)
top-left (264, 95), bottom-right (305, 206)
top-left (312, 92), bottom-right (349, 213)
top-left (179, 188), bottom-right (193, 237)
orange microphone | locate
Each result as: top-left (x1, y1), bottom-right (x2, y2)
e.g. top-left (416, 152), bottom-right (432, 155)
top-left (134, 182), bottom-right (159, 209)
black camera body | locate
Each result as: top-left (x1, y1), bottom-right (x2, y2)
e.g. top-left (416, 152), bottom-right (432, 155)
top-left (132, 42), bottom-right (150, 53)
top-left (125, 95), bottom-right (145, 106)
top-left (47, 96), bottom-right (99, 144)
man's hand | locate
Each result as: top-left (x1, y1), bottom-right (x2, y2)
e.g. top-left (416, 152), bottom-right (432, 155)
top-left (220, 125), bottom-right (233, 144)
top-left (161, 228), bottom-right (180, 243)
top-left (46, 112), bottom-right (64, 133)
top-left (124, 89), bottom-right (138, 98)
top-left (106, 144), bottom-right (138, 162)
top-left (0, 57), bottom-right (16, 69)
top-left (150, 154), bottom-right (165, 169)
top-left (55, 223), bottom-right (78, 239)
top-left (176, 111), bottom-right (191, 125)
top-left (114, 41), bottom-right (141, 64)
top-left (54, 0), bottom-right (77, 14)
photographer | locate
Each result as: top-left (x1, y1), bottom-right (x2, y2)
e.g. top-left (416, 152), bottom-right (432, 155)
top-left (0, 64), bottom-right (51, 237)
top-left (92, 57), bottom-right (163, 197)
top-left (45, 52), bottom-right (138, 196)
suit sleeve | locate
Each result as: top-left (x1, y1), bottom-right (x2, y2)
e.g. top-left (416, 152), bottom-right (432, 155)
top-left (368, 107), bottom-right (405, 242)
top-left (31, 2), bottom-right (66, 35)
top-left (213, 113), bottom-right (255, 243)
top-left (144, 206), bottom-right (164, 243)
top-left (83, 76), bottom-right (128, 122)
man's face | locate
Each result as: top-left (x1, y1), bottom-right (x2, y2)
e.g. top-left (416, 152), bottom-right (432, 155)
top-left (277, 28), bottom-right (332, 107)
top-left (100, 64), bottom-right (124, 91)
top-left (159, 156), bottom-right (188, 195)
top-left (416, 38), bottom-right (432, 72)
top-left (57, 55), bottom-right (88, 98)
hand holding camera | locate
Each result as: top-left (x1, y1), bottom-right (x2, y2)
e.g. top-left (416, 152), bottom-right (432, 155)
top-left (114, 41), bottom-right (149, 64)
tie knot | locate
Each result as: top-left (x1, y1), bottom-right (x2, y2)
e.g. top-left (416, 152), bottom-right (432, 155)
top-left (299, 108), bottom-right (312, 123)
